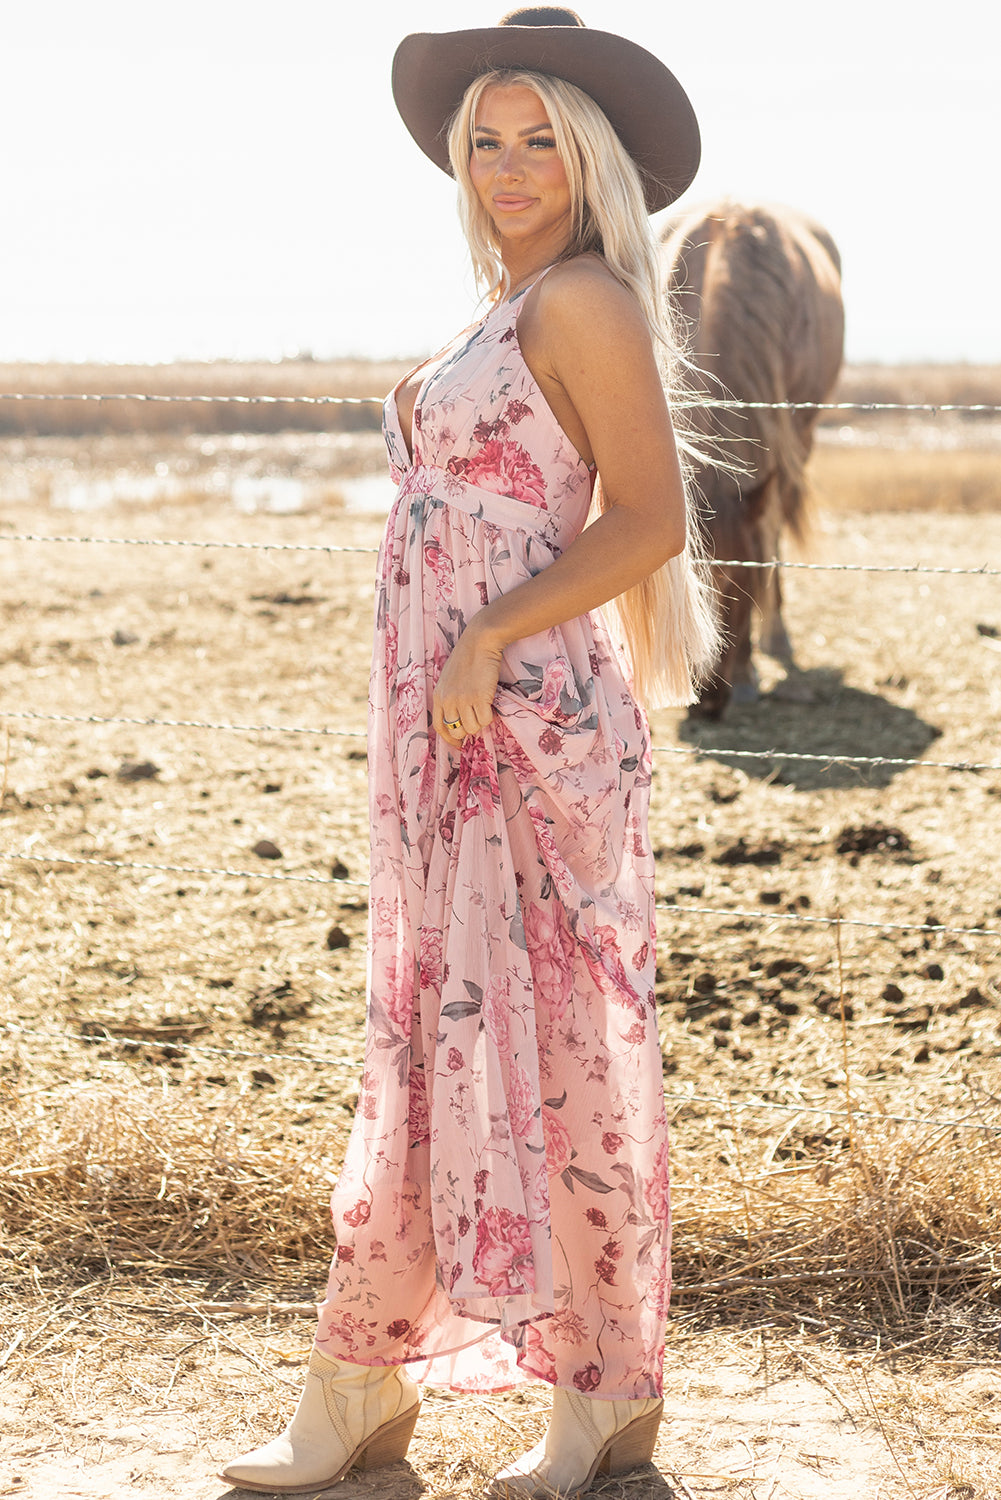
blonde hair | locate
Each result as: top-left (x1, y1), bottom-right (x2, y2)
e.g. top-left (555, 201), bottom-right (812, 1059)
top-left (446, 68), bottom-right (720, 709)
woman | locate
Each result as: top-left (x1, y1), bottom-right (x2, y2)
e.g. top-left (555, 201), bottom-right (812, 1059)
top-left (222, 8), bottom-right (717, 1497)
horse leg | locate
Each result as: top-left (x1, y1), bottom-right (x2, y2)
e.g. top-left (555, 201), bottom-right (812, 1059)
top-left (689, 559), bottom-right (750, 720)
top-left (729, 628), bottom-right (759, 705)
top-left (761, 506), bottom-right (816, 703)
top-left (723, 565), bottom-right (758, 707)
top-left (756, 489), bottom-right (795, 665)
top-left (753, 488), bottom-right (814, 702)
top-left (759, 563), bottom-right (795, 664)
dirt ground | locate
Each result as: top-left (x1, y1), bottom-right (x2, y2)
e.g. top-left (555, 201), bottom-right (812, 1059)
top-left (2, 436), bottom-right (1001, 1497)
top-left (3, 1324), bottom-right (1000, 1499)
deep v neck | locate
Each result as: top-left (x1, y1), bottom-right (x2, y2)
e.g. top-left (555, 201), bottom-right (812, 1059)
top-left (389, 338), bottom-right (466, 468)
top-left (390, 270), bottom-right (556, 466)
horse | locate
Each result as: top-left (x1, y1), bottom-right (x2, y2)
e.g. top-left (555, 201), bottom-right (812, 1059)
top-left (661, 201), bottom-right (845, 719)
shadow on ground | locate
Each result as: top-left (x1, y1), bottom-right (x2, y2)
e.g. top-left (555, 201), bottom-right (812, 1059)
top-left (219, 1460), bottom-right (425, 1499)
top-left (679, 667), bottom-right (943, 791)
top-left (219, 1464), bottom-right (676, 1499)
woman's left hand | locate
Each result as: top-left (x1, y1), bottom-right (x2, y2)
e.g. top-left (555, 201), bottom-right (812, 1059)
top-left (432, 619), bottom-right (505, 748)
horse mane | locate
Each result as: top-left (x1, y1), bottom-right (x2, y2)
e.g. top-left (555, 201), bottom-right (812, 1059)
top-left (663, 201), bottom-right (844, 541)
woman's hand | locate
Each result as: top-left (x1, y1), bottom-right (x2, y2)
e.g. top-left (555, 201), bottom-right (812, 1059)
top-left (432, 618), bottom-right (505, 748)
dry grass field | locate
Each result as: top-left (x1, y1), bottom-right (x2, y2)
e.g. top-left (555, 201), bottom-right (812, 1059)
top-left (1, 362), bottom-right (1000, 1499)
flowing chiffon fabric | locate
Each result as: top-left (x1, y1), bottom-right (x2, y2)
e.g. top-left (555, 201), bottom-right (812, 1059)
top-left (315, 278), bottom-right (671, 1398)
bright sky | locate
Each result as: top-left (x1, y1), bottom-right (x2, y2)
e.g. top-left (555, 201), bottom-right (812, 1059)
top-left (4, 0), bottom-right (998, 366)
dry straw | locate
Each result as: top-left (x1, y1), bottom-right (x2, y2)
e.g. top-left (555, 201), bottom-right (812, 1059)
top-left (3, 1067), bottom-right (1000, 1353)
top-left (0, 1075), bottom-right (345, 1277)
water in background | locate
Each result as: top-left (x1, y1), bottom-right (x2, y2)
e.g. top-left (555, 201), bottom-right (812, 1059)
top-left (0, 431), bottom-right (397, 515)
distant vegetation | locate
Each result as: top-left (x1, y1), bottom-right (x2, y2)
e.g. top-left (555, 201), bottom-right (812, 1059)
top-left (817, 365), bottom-right (1001, 514)
top-left (1, 360), bottom-right (998, 512)
top-left (837, 363), bottom-right (1001, 414)
top-left (812, 445), bottom-right (1001, 514)
top-left (0, 360), bottom-right (412, 437)
top-left (1, 359), bottom-right (999, 438)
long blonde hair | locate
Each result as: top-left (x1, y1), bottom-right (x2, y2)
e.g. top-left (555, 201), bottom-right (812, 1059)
top-left (447, 68), bottom-right (720, 709)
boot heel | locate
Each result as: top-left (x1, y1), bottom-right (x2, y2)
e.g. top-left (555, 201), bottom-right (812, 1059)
top-left (358, 1400), bottom-right (420, 1469)
top-left (603, 1402), bottom-right (663, 1475)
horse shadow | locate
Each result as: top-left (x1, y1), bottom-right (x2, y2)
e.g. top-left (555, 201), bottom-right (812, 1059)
top-left (677, 666), bottom-right (942, 791)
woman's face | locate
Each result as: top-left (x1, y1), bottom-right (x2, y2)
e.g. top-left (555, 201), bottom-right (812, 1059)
top-left (469, 84), bottom-right (573, 260)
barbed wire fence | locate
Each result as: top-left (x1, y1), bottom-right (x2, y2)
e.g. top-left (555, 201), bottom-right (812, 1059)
top-left (2, 388), bottom-right (1000, 1147)
top-left (2, 529), bottom-right (999, 574)
top-left (3, 1018), bottom-right (1000, 1137)
top-left (2, 391), bottom-right (1001, 412)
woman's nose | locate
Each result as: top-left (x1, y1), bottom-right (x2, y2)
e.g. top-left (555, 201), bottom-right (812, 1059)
top-left (496, 146), bottom-right (522, 180)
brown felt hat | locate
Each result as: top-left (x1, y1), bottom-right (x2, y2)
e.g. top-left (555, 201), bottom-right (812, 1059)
top-left (391, 6), bottom-right (700, 215)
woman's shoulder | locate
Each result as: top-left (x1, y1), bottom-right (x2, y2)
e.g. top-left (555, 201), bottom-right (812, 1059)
top-left (531, 255), bottom-right (650, 352)
top-left (541, 253), bottom-right (634, 306)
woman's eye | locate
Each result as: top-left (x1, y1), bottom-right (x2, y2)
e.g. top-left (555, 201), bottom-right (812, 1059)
top-left (472, 136), bottom-right (556, 151)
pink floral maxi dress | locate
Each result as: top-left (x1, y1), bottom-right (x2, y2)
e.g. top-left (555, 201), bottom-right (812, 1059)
top-left (315, 279), bottom-right (671, 1400)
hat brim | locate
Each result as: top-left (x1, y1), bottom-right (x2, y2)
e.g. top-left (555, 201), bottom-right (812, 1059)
top-left (392, 25), bottom-right (700, 215)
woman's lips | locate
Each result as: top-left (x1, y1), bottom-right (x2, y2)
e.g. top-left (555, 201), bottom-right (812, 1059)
top-left (493, 196), bottom-right (536, 211)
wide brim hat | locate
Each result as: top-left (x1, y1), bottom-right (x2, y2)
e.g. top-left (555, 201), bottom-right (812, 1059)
top-left (392, 6), bottom-right (700, 215)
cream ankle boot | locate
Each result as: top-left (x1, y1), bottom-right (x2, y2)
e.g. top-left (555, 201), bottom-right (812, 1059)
top-left (490, 1388), bottom-right (663, 1499)
top-left (220, 1347), bottom-right (420, 1493)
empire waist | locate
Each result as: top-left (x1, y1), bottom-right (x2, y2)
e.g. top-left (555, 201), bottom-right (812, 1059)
top-left (396, 462), bottom-right (591, 543)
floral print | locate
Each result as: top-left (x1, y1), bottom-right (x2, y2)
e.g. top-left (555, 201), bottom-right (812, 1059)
top-left (447, 438), bottom-right (547, 506)
top-left (315, 275), bottom-right (671, 1400)
top-left (473, 1207), bottom-right (535, 1295)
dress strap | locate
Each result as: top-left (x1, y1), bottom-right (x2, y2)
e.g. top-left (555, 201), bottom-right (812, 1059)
top-left (506, 263), bottom-right (556, 307)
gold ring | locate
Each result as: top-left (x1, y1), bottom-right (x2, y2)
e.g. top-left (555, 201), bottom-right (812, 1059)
top-left (444, 717), bottom-right (462, 731)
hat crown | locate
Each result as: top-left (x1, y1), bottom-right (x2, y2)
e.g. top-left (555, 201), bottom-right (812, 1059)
top-left (392, 16), bottom-right (700, 213)
top-left (498, 6), bottom-right (586, 26)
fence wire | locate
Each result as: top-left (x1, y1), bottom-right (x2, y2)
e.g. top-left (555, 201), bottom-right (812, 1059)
top-left (3, 391), bottom-right (1001, 415)
top-left (0, 849), bottom-right (366, 889)
top-left (2, 848), bottom-right (998, 941)
top-left (3, 708), bottom-right (1000, 776)
top-left (1, 708), bottom-right (367, 741)
top-left (4, 384), bottom-right (999, 1329)
top-left (2, 530), bottom-right (999, 576)
top-left (3, 1022), bottom-right (998, 1138)
top-left (0, 531), bottom-right (377, 555)
top-left (1, 1022), bottom-right (359, 1071)
top-left (2, 396), bottom-right (998, 1043)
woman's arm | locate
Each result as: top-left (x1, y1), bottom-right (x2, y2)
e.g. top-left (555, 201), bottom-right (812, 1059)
top-left (434, 259), bottom-right (687, 746)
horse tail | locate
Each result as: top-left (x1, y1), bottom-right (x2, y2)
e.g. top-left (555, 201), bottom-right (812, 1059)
top-left (750, 383), bottom-right (813, 545)
top-left (665, 203), bottom-right (843, 548)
